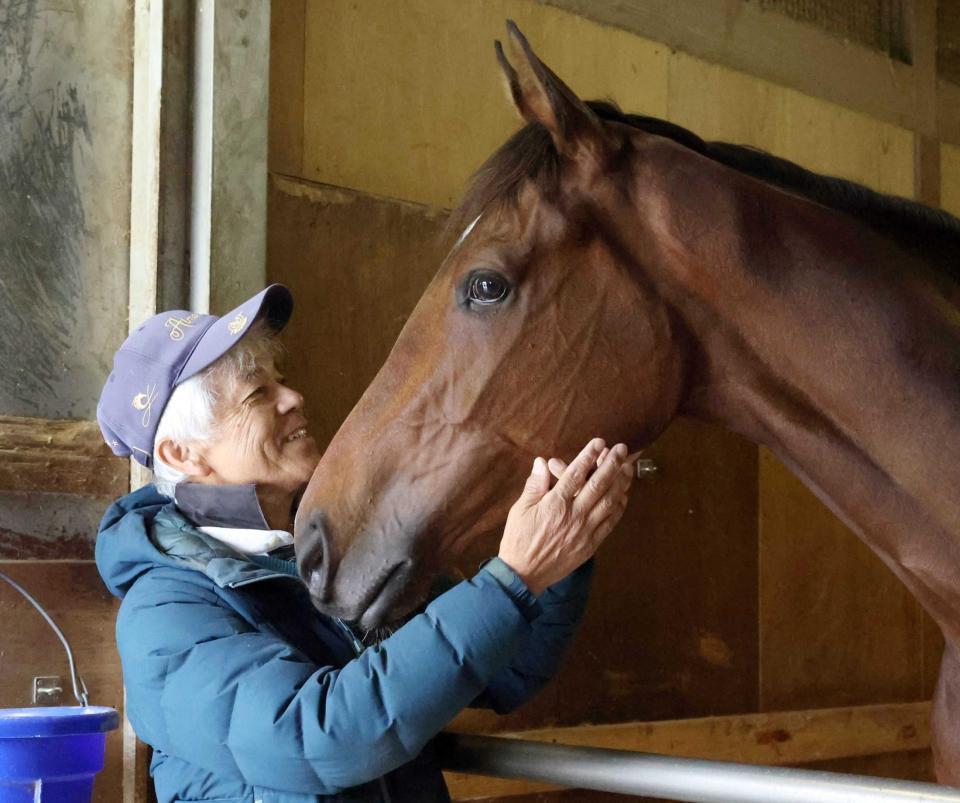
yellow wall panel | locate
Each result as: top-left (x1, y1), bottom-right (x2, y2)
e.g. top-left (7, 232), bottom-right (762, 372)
top-left (667, 52), bottom-right (913, 197)
top-left (941, 144), bottom-right (960, 218)
top-left (302, 0), bottom-right (668, 208)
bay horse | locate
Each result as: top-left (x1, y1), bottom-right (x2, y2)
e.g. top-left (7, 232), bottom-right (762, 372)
top-left (295, 23), bottom-right (960, 782)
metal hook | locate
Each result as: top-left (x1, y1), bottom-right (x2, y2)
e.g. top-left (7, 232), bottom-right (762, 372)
top-left (0, 571), bottom-right (90, 707)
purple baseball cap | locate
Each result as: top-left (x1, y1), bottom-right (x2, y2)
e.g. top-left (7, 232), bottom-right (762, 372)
top-left (97, 284), bottom-right (293, 467)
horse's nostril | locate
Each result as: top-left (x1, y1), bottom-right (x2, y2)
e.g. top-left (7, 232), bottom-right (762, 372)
top-left (296, 509), bottom-right (334, 606)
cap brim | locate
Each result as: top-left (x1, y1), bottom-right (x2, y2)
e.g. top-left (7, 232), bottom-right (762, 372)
top-left (176, 284), bottom-right (293, 384)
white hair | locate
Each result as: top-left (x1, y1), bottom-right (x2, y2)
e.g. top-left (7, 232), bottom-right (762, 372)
top-left (151, 320), bottom-right (284, 497)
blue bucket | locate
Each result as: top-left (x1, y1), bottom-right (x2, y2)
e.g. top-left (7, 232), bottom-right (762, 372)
top-left (0, 706), bottom-right (120, 802)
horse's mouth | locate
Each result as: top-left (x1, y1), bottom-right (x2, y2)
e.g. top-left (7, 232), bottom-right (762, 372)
top-left (356, 561), bottom-right (412, 629)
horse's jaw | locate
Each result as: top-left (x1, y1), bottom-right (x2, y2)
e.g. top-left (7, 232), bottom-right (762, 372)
top-left (295, 430), bottom-right (524, 626)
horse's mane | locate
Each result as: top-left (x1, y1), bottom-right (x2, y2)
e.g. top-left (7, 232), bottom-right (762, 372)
top-left (452, 100), bottom-right (960, 279)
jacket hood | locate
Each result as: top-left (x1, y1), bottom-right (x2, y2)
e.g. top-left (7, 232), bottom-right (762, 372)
top-left (95, 485), bottom-right (174, 598)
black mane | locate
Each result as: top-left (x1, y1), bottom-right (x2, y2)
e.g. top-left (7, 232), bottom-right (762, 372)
top-left (453, 100), bottom-right (960, 279)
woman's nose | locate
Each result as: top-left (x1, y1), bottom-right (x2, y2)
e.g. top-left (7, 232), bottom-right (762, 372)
top-left (277, 383), bottom-right (305, 413)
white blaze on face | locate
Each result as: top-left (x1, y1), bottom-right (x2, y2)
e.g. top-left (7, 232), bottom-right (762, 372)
top-left (453, 215), bottom-right (482, 251)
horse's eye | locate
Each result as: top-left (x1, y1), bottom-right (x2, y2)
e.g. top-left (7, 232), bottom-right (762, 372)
top-left (467, 272), bottom-right (509, 305)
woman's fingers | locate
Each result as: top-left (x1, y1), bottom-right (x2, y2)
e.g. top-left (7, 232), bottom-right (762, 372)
top-left (572, 443), bottom-right (628, 515)
top-left (547, 446), bottom-right (612, 483)
top-left (585, 493), bottom-right (629, 548)
top-left (551, 438), bottom-right (606, 502)
top-left (547, 457), bottom-right (566, 480)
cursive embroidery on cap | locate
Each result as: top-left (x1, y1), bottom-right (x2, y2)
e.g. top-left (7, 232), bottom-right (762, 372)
top-left (131, 384), bottom-right (159, 428)
top-left (165, 313), bottom-right (199, 341)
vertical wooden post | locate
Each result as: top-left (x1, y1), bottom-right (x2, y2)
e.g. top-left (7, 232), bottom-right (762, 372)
top-left (126, 2), bottom-right (164, 799)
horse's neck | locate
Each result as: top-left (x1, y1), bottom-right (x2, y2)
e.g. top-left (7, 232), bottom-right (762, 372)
top-left (661, 174), bottom-right (960, 639)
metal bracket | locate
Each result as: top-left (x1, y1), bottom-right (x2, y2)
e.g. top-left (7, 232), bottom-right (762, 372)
top-left (32, 675), bottom-right (64, 705)
top-left (635, 458), bottom-right (659, 479)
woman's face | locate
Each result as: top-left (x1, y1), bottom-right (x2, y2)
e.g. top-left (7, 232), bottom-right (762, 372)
top-left (199, 358), bottom-right (321, 494)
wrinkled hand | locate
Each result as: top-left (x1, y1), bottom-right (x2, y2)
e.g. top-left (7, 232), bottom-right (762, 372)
top-left (498, 438), bottom-right (635, 595)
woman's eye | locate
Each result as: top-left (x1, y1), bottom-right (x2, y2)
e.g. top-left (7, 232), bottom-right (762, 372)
top-left (467, 272), bottom-right (509, 305)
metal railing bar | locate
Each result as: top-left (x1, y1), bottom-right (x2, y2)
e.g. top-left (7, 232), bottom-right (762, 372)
top-left (438, 733), bottom-right (960, 802)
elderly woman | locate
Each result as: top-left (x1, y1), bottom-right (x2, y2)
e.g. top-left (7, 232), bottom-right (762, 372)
top-left (95, 285), bottom-right (634, 803)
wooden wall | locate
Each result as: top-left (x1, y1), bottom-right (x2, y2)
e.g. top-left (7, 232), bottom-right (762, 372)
top-left (265, 0), bottom-right (955, 800)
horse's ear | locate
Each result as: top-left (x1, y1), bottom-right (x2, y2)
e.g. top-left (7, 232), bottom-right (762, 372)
top-left (495, 21), bottom-right (610, 165)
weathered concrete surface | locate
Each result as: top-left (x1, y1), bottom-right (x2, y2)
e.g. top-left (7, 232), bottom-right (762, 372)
top-left (0, 0), bottom-right (133, 419)
top-left (208, 1), bottom-right (271, 312)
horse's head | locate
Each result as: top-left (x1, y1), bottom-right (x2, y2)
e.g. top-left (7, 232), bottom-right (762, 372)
top-left (296, 23), bottom-right (693, 627)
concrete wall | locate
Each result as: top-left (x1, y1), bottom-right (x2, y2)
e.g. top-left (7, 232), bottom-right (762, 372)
top-left (0, 1), bottom-right (133, 419)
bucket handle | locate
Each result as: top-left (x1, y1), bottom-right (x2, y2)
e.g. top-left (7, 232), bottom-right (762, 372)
top-left (0, 571), bottom-right (90, 707)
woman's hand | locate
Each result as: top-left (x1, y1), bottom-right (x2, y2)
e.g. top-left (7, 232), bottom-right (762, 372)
top-left (498, 438), bottom-right (635, 595)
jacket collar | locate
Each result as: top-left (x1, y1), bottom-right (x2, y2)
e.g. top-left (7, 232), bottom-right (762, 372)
top-left (173, 482), bottom-right (271, 529)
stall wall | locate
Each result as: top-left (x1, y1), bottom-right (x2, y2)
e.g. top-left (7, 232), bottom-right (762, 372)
top-left (268, 0), bottom-right (942, 797)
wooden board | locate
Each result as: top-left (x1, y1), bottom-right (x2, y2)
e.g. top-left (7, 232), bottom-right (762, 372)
top-left (758, 450), bottom-right (928, 710)
top-left (268, 0), bottom-right (305, 176)
top-left (0, 416), bottom-right (128, 498)
top-left (0, 416), bottom-right (127, 559)
top-left (941, 143), bottom-right (960, 217)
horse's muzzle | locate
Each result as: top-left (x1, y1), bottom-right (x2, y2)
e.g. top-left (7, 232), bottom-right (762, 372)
top-left (296, 508), bottom-right (335, 606)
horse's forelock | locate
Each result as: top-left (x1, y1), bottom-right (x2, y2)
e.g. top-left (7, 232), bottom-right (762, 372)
top-left (447, 121), bottom-right (560, 239)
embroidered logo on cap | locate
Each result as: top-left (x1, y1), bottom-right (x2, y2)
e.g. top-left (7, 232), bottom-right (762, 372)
top-left (227, 312), bottom-right (247, 335)
top-left (165, 313), bottom-right (199, 341)
top-left (131, 385), bottom-right (159, 428)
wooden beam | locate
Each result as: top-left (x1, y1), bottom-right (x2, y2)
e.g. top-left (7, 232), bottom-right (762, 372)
top-left (444, 701), bottom-right (932, 800)
top-left (0, 415), bottom-right (127, 498)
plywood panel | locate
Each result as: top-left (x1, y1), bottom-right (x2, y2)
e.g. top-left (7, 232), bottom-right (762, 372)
top-left (941, 144), bottom-right (960, 217)
top-left (451, 418), bottom-right (758, 731)
top-left (0, 562), bottom-right (124, 803)
top-left (301, 0), bottom-right (669, 208)
top-left (268, 178), bottom-right (759, 730)
top-left (268, 175), bottom-right (452, 447)
top-left (758, 450), bottom-right (922, 710)
top-left (268, 0), bottom-right (306, 176)
top-left (667, 51), bottom-right (914, 197)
